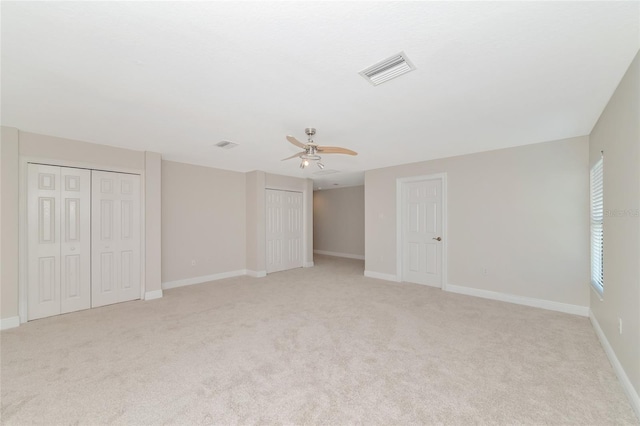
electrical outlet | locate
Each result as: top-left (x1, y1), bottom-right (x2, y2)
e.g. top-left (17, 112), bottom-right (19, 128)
top-left (191, 259), bottom-right (196, 266)
top-left (618, 318), bottom-right (622, 335)
top-left (482, 267), bottom-right (488, 276)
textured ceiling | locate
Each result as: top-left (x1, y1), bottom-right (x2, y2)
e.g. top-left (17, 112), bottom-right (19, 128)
top-left (2, 2), bottom-right (639, 189)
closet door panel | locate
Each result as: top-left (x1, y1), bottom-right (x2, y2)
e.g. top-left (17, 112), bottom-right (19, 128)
top-left (92, 172), bottom-right (120, 307)
top-left (117, 173), bottom-right (141, 303)
top-left (91, 171), bottom-right (141, 307)
top-left (60, 168), bottom-right (91, 314)
top-left (27, 164), bottom-right (61, 320)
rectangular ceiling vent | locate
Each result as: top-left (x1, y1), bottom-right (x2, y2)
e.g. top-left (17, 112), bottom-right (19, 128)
top-left (313, 169), bottom-right (339, 175)
top-left (359, 52), bottom-right (416, 86)
top-left (215, 140), bottom-right (238, 149)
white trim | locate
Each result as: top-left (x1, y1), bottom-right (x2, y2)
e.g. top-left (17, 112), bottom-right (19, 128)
top-left (303, 261), bottom-right (315, 268)
top-left (364, 270), bottom-right (400, 282)
top-left (396, 173), bottom-right (448, 289)
top-left (589, 310), bottom-right (640, 419)
top-left (314, 250), bottom-right (364, 260)
top-left (0, 316), bottom-right (21, 330)
top-left (446, 283), bottom-right (589, 317)
top-left (246, 270), bottom-right (267, 278)
top-left (162, 270), bottom-right (246, 290)
top-left (144, 289), bottom-right (163, 301)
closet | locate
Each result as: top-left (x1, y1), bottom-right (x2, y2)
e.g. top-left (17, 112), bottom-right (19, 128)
top-left (265, 189), bottom-right (303, 273)
top-left (27, 164), bottom-right (141, 320)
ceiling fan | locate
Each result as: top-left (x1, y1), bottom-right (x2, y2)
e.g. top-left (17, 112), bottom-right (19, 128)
top-left (282, 128), bottom-right (357, 169)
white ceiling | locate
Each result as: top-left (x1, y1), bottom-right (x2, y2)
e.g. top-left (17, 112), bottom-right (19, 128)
top-left (2, 2), bottom-right (639, 190)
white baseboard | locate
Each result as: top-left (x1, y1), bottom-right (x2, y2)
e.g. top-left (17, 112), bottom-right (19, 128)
top-left (364, 270), bottom-right (400, 282)
top-left (446, 284), bottom-right (589, 317)
top-left (590, 310), bottom-right (640, 419)
top-left (314, 250), bottom-right (365, 260)
top-left (162, 270), bottom-right (247, 290)
top-left (246, 270), bottom-right (266, 278)
top-left (1, 316), bottom-right (20, 330)
top-left (144, 289), bottom-right (163, 300)
top-left (303, 261), bottom-right (314, 268)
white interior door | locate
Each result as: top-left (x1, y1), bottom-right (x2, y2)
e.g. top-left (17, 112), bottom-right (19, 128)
top-left (28, 164), bottom-right (62, 320)
top-left (401, 178), bottom-right (443, 287)
top-left (284, 191), bottom-right (303, 269)
top-left (60, 167), bottom-right (91, 314)
top-left (266, 189), bottom-right (303, 273)
top-left (28, 164), bottom-right (91, 320)
top-left (91, 170), bottom-right (141, 307)
top-left (266, 190), bottom-right (283, 273)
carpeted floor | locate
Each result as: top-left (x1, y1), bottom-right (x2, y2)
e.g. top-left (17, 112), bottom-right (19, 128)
top-left (1, 255), bottom-right (637, 424)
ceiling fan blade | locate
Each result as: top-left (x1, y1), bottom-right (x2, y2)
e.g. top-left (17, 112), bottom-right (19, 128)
top-left (281, 151), bottom-right (305, 161)
top-left (286, 135), bottom-right (306, 149)
top-left (317, 146), bottom-right (358, 156)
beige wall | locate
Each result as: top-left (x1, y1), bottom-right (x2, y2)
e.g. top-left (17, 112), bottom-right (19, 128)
top-left (161, 160), bottom-right (246, 283)
top-left (20, 131), bottom-right (145, 171)
top-left (313, 186), bottom-right (364, 258)
top-left (1, 127), bottom-right (20, 320)
top-left (589, 51), bottom-right (640, 400)
top-left (245, 171), bottom-right (266, 273)
top-left (365, 136), bottom-right (590, 308)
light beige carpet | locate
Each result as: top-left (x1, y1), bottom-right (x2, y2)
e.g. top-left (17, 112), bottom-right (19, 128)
top-left (1, 255), bottom-right (637, 425)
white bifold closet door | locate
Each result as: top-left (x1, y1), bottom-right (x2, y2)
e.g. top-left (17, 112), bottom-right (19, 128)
top-left (91, 170), bottom-right (141, 307)
top-left (27, 164), bottom-right (91, 320)
top-left (266, 189), bottom-right (303, 273)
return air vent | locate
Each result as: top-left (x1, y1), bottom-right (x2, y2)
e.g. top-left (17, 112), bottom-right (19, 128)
top-left (215, 140), bottom-right (238, 149)
top-left (313, 169), bottom-right (339, 176)
top-left (359, 52), bottom-right (416, 86)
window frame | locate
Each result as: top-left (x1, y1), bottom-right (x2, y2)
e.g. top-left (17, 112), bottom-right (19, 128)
top-left (590, 157), bottom-right (604, 295)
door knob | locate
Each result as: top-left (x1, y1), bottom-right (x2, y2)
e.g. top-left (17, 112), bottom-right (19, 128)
top-left (432, 237), bottom-right (442, 241)
top-left (70, 247), bottom-right (76, 251)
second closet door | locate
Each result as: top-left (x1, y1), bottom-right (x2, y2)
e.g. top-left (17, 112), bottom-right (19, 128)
top-left (266, 189), bottom-right (303, 273)
top-left (91, 170), bottom-right (141, 307)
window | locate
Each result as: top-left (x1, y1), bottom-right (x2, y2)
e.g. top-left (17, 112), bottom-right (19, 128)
top-left (590, 157), bottom-right (604, 294)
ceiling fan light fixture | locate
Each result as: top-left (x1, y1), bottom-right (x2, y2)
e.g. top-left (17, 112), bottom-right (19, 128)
top-left (285, 128), bottom-right (357, 170)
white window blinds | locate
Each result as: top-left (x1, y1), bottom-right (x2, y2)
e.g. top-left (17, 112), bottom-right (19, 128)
top-left (590, 158), bottom-right (604, 293)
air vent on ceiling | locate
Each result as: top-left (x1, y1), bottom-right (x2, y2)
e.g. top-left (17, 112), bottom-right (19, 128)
top-left (313, 169), bottom-right (339, 175)
top-left (359, 52), bottom-right (416, 86)
top-left (215, 140), bottom-right (238, 149)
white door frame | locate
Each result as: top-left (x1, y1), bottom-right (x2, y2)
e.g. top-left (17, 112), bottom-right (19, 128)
top-left (19, 156), bottom-right (146, 324)
top-left (396, 173), bottom-right (448, 289)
